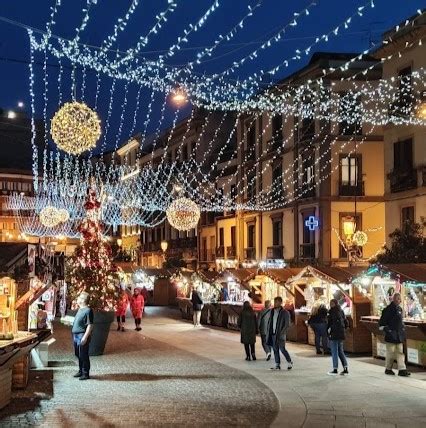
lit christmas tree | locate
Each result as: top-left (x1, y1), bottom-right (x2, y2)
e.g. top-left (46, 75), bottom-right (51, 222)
top-left (66, 187), bottom-right (119, 311)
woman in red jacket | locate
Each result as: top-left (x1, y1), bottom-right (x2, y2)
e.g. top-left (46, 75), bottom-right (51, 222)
top-left (130, 287), bottom-right (144, 331)
top-left (115, 287), bottom-right (130, 332)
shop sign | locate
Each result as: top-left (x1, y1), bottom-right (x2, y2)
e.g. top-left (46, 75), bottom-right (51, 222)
top-left (407, 347), bottom-right (419, 364)
top-left (376, 342), bottom-right (386, 357)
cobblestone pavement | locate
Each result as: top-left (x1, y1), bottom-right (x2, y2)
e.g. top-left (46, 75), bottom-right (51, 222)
top-left (1, 307), bottom-right (426, 428)
top-left (0, 309), bottom-right (278, 427)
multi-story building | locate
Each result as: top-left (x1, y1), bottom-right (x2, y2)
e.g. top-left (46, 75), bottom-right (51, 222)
top-left (372, 12), bottom-right (426, 242)
top-left (199, 52), bottom-right (387, 268)
top-left (117, 108), bottom-right (237, 268)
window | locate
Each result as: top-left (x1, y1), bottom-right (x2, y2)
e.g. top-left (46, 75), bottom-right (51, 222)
top-left (272, 220), bottom-right (282, 246)
top-left (219, 228), bottom-right (224, 247)
top-left (230, 226), bottom-right (236, 248)
top-left (401, 206), bottom-right (414, 230)
top-left (247, 224), bottom-right (255, 248)
top-left (397, 66), bottom-right (414, 114)
top-left (191, 141), bottom-right (196, 158)
top-left (393, 138), bottom-right (413, 171)
top-left (300, 153), bottom-right (315, 197)
top-left (340, 155), bottom-right (362, 186)
top-left (247, 170), bottom-right (256, 200)
top-left (339, 92), bottom-right (362, 135)
top-left (272, 164), bottom-right (283, 198)
top-left (246, 122), bottom-right (256, 160)
top-left (272, 114), bottom-right (283, 139)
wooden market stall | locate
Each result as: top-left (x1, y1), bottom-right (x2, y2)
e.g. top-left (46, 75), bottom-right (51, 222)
top-left (132, 268), bottom-right (174, 306)
top-left (285, 265), bottom-right (372, 352)
top-left (360, 264), bottom-right (426, 367)
top-left (0, 276), bottom-right (38, 410)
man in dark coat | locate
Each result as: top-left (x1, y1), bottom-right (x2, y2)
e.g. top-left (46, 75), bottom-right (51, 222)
top-left (258, 300), bottom-right (272, 360)
top-left (379, 293), bottom-right (410, 376)
top-left (267, 296), bottom-right (293, 370)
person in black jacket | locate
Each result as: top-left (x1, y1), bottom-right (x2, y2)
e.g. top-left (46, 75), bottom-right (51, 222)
top-left (238, 301), bottom-right (259, 361)
top-left (379, 293), bottom-right (410, 376)
top-left (191, 287), bottom-right (203, 327)
top-left (308, 303), bottom-right (329, 355)
top-left (267, 296), bottom-right (293, 370)
top-left (327, 299), bottom-right (349, 376)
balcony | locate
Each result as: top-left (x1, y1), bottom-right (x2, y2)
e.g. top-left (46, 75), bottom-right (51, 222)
top-left (267, 246), bottom-right (284, 259)
top-left (216, 246), bottom-right (225, 258)
top-left (226, 246), bottom-right (237, 258)
top-left (299, 243), bottom-right (316, 261)
top-left (339, 181), bottom-right (365, 197)
top-left (299, 185), bottom-right (316, 199)
top-left (200, 249), bottom-right (215, 262)
top-left (388, 169), bottom-right (417, 193)
top-left (244, 247), bottom-right (256, 260)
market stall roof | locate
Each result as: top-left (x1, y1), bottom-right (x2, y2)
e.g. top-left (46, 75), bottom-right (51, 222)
top-left (288, 265), bottom-right (365, 284)
top-left (141, 268), bottom-right (173, 278)
top-left (262, 268), bottom-right (302, 284)
top-left (225, 268), bottom-right (257, 283)
top-left (381, 264), bottom-right (426, 284)
top-left (197, 270), bottom-right (224, 283)
top-left (0, 243), bottom-right (28, 273)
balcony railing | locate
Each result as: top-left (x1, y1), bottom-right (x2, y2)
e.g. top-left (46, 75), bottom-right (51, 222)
top-left (200, 249), bottom-right (215, 262)
top-left (267, 246), bottom-right (284, 259)
top-left (216, 246), bottom-right (225, 258)
top-left (299, 185), bottom-right (316, 199)
top-left (226, 246), bottom-right (237, 258)
top-left (388, 169), bottom-right (417, 193)
top-left (299, 243), bottom-right (316, 260)
top-left (339, 181), bottom-right (365, 197)
top-left (244, 247), bottom-right (256, 260)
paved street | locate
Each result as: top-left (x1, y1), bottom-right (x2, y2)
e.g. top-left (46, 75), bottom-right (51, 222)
top-left (1, 307), bottom-right (426, 427)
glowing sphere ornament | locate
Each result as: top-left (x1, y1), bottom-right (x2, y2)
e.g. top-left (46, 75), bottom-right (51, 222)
top-left (166, 197), bottom-right (200, 231)
top-left (352, 231), bottom-right (368, 247)
top-left (39, 206), bottom-right (61, 228)
top-left (58, 208), bottom-right (70, 223)
top-left (51, 102), bottom-right (101, 155)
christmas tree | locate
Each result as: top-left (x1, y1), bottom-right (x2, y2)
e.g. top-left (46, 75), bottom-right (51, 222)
top-left (66, 187), bottom-right (119, 311)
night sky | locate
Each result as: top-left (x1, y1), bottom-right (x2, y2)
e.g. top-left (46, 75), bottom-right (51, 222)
top-left (0, 0), bottom-right (424, 152)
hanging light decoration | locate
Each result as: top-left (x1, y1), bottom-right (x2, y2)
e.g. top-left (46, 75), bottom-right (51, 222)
top-left (51, 102), bottom-right (101, 155)
top-left (166, 197), bottom-right (200, 231)
top-left (39, 206), bottom-right (62, 228)
top-left (352, 230), bottom-right (368, 247)
top-left (58, 208), bottom-right (70, 223)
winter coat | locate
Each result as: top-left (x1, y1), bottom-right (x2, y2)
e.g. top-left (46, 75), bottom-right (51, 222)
top-left (308, 305), bottom-right (328, 325)
top-left (191, 291), bottom-right (203, 311)
top-left (115, 292), bottom-right (129, 317)
top-left (258, 308), bottom-right (271, 336)
top-left (327, 306), bottom-right (348, 341)
top-left (379, 302), bottom-right (406, 344)
top-left (130, 294), bottom-right (144, 319)
top-left (238, 309), bottom-right (258, 345)
top-left (266, 307), bottom-right (291, 345)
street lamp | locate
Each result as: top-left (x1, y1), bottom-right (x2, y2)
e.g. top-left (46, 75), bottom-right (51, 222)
top-left (170, 87), bottom-right (188, 106)
top-left (342, 216), bottom-right (357, 267)
top-left (117, 238), bottom-right (122, 247)
top-left (415, 90), bottom-right (426, 120)
top-left (160, 240), bottom-right (168, 252)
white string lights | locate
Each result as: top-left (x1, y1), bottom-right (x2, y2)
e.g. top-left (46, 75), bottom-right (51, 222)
top-left (6, 2), bottom-right (425, 237)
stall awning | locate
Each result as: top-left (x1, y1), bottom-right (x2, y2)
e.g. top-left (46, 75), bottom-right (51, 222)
top-left (225, 268), bottom-right (256, 283)
top-left (312, 266), bottom-right (366, 284)
top-left (262, 268), bottom-right (302, 284)
top-left (142, 268), bottom-right (173, 278)
top-left (15, 280), bottom-right (53, 310)
top-left (381, 264), bottom-right (426, 284)
top-left (197, 270), bottom-right (223, 283)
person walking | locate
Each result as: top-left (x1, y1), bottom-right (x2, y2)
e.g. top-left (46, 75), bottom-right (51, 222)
top-left (267, 296), bottom-right (293, 370)
top-left (71, 292), bottom-right (93, 381)
top-left (115, 286), bottom-right (129, 332)
top-left (379, 293), bottom-right (410, 376)
top-left (191, 287), bottom-right (203, 327)
top-left (130, 287), bottom-right (144, 331)
top-left (258, 300), bottom-right (272, 360)
top-left (238, 301), bottom-right (258, 361)
top-left (327, 299), bottom-right (349, 376)
top-left (308, 303), bottom-right (329, 355)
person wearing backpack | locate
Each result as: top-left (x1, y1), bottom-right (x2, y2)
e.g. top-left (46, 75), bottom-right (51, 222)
top-left (327, 299), bottom-right (349, 376)
top-left (379, 293), bottom-right (410, 377)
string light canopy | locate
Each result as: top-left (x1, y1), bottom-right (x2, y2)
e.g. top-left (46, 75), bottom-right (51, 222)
top-left (166, 197), bottom-right (200, 231)
top-left (51, 102), bottom-right (101, 155)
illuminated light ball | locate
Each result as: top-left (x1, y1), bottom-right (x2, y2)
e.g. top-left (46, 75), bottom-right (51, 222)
top-left (352, 231), bottom-right (368, 247)
top-left (58, 208), bottom-right (70, 223)
top-left (51, 102), bottom-right (101, 155)
top-left (39, 206), bottom-right (61, 228)
top-left (166, 197), bottom-right (200, 231)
